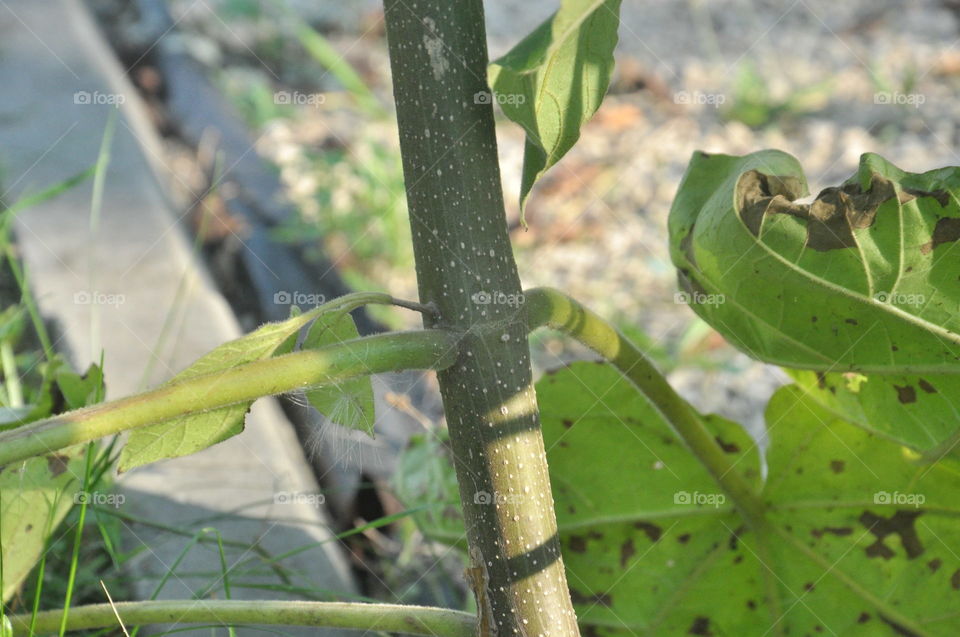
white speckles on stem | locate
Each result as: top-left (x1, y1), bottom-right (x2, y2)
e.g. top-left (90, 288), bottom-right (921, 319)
top-left (422, 18), bottom-right (450, 80)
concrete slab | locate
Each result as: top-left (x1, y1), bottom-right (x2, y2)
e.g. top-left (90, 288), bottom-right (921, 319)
top-left (0, 1), bottom-right (357, 633)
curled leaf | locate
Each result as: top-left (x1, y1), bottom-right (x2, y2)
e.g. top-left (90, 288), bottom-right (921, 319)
top-left (669, 150), bottom-right (960, 373)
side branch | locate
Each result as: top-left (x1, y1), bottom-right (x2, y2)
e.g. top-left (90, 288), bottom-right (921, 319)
top-left (0, 330), bottom-right (459, 467)
top-left (524, 286), bottom-right (767, 525)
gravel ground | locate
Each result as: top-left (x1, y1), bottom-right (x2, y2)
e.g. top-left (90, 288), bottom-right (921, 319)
top-left (156, 0), bottom-right (960, 432)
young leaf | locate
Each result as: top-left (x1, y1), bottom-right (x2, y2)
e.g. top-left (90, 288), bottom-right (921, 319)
top-left (669, 150), bottom-right (960, 373)
top-left (1, 445), bottom-right (86, 602)
top-left (118, 307), bottom-right (328, 472)
top-left (488, 0), bottom-right (621, 218)
top-left (303, 311), bottom-right (375, 436)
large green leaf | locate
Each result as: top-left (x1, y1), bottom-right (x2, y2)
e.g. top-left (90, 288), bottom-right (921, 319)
top-left (397, 363), bottom-right (960, 635)
top-left (1, 445), bottom-right (87, 602)
top-left (669, 150), bottom-right (960, 374)
top-left (488, 0), bottom-right (621, 216)
top-left (549, 370), bottom-right (960, 635)
top-left (119, 306), bottom-right (330, 472)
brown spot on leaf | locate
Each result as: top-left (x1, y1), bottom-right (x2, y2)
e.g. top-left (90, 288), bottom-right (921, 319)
top-left (568, 535), bottom-right (588, 553)
top-left (928, 558), bottom-right (942, 573)
top-left (737, 170), bottom-right (809, 236)
top-left (746, 599), bottom-right (756, 610)
top-left (677, 533), bottom-right (691, 544)
top-left (903, 187), bottom-right (951, 208)
top-left (830, 460), bottom-right (845, 474)
top-left (918, 379), bottom-right (937, 394)
top-left (845, 318), bottom-right (859, 325)
top-left (921, 217), bottom-right (960, 254)
top-left (620, 538), bottom-right (636, 568)
top-left (816, 372), bottom-right (827, 389)
top-left (46, 454), bottom-right (70, 477)
top-left (634, 521), bottom-right (662, 543)
top-left (952, 569), bottom-right (960, 590)
top-left (803, 582), bottom-right (815, 592)
top-left (737, 170), bottom-right (906, 251)
top-left (688, 616), bottom-right (713, 636)
top-left (811, 526), bottom-right (853, 539)
top-left (714, 436), bottom-right (740, 454)
top-left (860, 510), bottom-right (924, 560)
top-left (857, 612), bottom-right (870, 623)
top-left (561, 418), bottom-right (574, 428)
top-left (728, 525), bottom-right (746, 551)
top-left (894, 384), bottom-right (917, 404)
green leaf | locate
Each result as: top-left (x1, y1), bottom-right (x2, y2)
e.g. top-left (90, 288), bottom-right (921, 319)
top-left (56, 363), bottom-right (104, 411)
top-left (118, 307), bottom-right (327, 472)
top-left (538, 363), bottom-right (762, 635)
top-left (488, 0), bottom-right (621, 217)
top-left (548, 370), bottom-right (960, 635)
top-left (1, 445), bottom-right (86, 602)
top-left (397, 363), bottom-right (960, 635)
top-left (669, 150), bottom-right (960, 374)
top-left (785, 368), bottom-right (960, 454)
top-left (303, 311), bottom-right (375, 436)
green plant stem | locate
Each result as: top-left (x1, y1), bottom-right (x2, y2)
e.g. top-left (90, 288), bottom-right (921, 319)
top-left (524, 287), bottom-right (767, 525)
top-left (0, 330), bottom-right (457, 467)
top-left (383, 2), bottom-right (581, 634)
top-left (8, 600), bottom-right (474, 637)
top-left (0, 340), bottom-right (23, 408)
top-left (59, 443), bottom-right (96, 637)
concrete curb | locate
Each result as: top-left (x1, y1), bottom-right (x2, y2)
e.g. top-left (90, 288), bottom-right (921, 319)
top-left (0, 1), bottom-right (357, 634)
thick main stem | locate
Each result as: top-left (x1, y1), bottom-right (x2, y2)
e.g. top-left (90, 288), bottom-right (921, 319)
top-left (383, 2), bottom-right (580, 635)
top-left (8, 600), bottom-right (474, 637)
top-left (524, 287), bottom-right (767, 525)
top-left (0, 330), bottom-right (458, 467)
